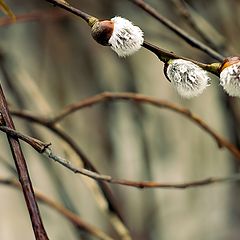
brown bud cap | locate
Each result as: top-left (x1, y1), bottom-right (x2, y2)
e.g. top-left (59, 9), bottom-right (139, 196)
top-left (91, 20), bottom-right (114, 46)
top-left (220, 56), bottom-right (240, 72)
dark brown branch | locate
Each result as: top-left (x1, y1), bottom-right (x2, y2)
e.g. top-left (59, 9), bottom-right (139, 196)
top-left (10, 109), bottom-right (126, 228)
top-left (0, 85), bottom-right (49, 239)
top-left (0, 177), bottom-right (113, 240)
top-left (47, 92), bottom-right (240, 160)
top-left (130, 0), bottom-right (225, 61)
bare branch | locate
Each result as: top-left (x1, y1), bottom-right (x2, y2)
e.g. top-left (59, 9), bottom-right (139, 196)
top-left (129, 0), bottom-right (225, 61)
top-left (170, 0), bottom-right (223, 52)
top-left (0, 177), bottom-right (114, 240)
top-left (43, 147), bottom-right (240, 189)
top-left (1, 123), bottom-right (240, 190)
top-left (48, 92), bottom-right (240, 160)
top-left (0, 84), bottom-right (49, 239)
top-left (0, 126), bottom-right (50, 153)
top-left (10, 108), bottom-right (128, 236)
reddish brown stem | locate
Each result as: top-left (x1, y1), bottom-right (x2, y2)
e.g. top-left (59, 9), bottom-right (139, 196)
top-left (0, 84), bottom-right (49, 239)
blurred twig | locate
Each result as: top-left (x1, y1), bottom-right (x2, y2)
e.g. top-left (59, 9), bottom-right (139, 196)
top-left (129, 0), bottom-right (225, 61)
top-left (0, 177), bottom-right (114, 240)
top-left (0, 8), bottom-right (67, 27)
top-left (170, 0), bottom-right (223, 52)
top-left (0, 155), bottom-right (17, 175)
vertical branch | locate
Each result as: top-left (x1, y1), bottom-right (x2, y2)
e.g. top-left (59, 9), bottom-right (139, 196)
top-left (0, 84), bottom-right (49, 240)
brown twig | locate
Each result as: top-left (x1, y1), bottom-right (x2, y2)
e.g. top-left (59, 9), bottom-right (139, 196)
top-left (0, 126), bottom-right (51, 153)
top-left (43, 147), bottom-right (240, 189)
top-left (129, 0), bottom-right (225, 61)
top-left (0, 177), bottom-right (114, 240)
top-left (170, 0), bottom-right (222, 51)
top-left (0, 84), bottom-right (49, 239)
top-left (45, 0), bottom-right (96, 25)
top-left (10, 109), bottom-right (127, 231)
top-left (0, 155), bottom-right (17, 175)
top-left (46, 92), bottom-right (240, 160)
top-left (1, 126), bottom-right (240, 190)
top-left (0, 8), bottom-right (67, 27)
top-left (0, 53), bottom-right (129, 238)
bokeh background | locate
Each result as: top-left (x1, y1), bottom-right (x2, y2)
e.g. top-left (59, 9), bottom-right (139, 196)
top-left (0, 0), bottom-right (240, 239)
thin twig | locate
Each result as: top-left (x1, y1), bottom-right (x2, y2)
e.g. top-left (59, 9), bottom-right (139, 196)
top-left (0, 9), bottom-right (67, 27)
top-left (1, 126), bottom-right (240, 190)
top-left (170, 0), bottom-right (222, 51)
top-left (10, 109), bottom-right (129, 236)
top-left (0, 84), bottom-right (49, 239)
top-left (45, 0), bottom-right (96, 25)
top-left (0, 155), bottom-right (17, 175)
top-left (46, 92), bottom-right (240, 160)
top-left (0, 126), bottom-right (51, 153)
top-left (43, 147), bottom-right (240, 189)
top-left (0, 54), bottom-right (130, 239)
top-left (0, 177), bottom-right (114, 240)
top-left (129, 0), bottom-right (225, 61)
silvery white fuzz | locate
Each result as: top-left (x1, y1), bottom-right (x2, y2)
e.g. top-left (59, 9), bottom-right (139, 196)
top-left (220, 62), bottom-right (240, 97)
top-left (166, 59), bottom-right (210, 98)
top-left (109, 16), bottom-right (144, 57)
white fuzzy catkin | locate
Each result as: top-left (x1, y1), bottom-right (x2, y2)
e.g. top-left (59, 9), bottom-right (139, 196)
top-left (166, 59), bottom-right (210, 98)
top-left (220, 62), bottom-right (240, 97)
top-left (108, 16), bottom-right (144, 57)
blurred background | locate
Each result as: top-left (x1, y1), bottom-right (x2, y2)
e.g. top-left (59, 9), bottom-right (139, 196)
top-left (0, 0), bottom-right (240, 239)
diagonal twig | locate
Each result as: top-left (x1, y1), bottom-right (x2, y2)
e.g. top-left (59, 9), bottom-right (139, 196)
top-left (1, 125), bottom-right (240, 190)
top-left (0, 8), bottom-right (67, 27)
top-left (9, 109), bottom-right (130, 238)
top-left (0, 177), bottom-right (113, 240)
top-left (129, 0), bottom-right (224, 61)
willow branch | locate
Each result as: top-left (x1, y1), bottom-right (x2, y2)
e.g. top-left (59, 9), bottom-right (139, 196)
top-left (45, 92), bottom-right (240, 160)
top-left (43, 147), bottom-right (240, 189)
top-left (1, 127), bottom-right (240, 190)
top-left (0, 85), bottom-right (49, 239)
top-left (43, 0), bottom-right (222, 75)
top-left (10, 109), bottom-right (127, 232)
top-left (0, 177), bottom-right (113, 240)
top-left (129, 0), bottom-right (225, 61)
